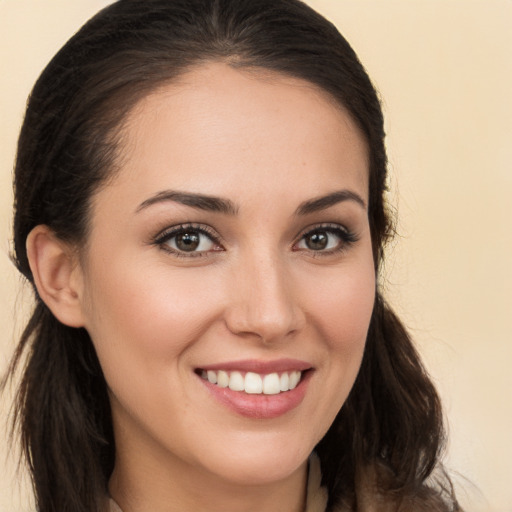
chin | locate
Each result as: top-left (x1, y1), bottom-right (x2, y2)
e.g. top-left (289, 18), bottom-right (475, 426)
top-left (190, 428), bottom-right (316, 487)
top-left (209, 453), bottom-right (307, 487)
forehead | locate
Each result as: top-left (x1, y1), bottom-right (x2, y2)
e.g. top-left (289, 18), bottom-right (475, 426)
top-left (101, 62), bottom-right (369, 211)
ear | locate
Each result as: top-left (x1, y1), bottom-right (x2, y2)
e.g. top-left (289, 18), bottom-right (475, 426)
top-left (26, 225), bottom-right (86, 328)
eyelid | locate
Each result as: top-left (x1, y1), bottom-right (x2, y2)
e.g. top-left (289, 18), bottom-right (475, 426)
top-left (151, 221), bottom-right (358, 258)
top-left (294, 222), bottom-right (350, 240)
top-left (293, 222), bottom-right (359, 253)
top-left (152, 223), bottom-right (224, 257)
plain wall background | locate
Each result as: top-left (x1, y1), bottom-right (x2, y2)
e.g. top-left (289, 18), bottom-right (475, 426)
top-left (1, 1), bottom-right (510, 511)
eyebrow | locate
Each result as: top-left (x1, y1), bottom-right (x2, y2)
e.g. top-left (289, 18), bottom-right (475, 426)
top-left (135, 188), bottom-right (366, 216)
top-left (136, 190), bottom-right (238, 215)
top-left (295, 190), bottom-right (366, 215)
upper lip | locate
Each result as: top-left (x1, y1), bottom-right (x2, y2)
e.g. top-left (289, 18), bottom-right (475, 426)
top-left (197, 358), bottom-right (313, 374)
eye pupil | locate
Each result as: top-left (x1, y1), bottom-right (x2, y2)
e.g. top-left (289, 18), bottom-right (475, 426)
top-left (306, 232), bottom-right (328, 250)
top-left (176, 232), bottom-right (200, 251)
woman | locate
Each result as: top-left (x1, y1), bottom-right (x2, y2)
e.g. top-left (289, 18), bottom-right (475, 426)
top-left (4, 0), bottom-right (461, 511)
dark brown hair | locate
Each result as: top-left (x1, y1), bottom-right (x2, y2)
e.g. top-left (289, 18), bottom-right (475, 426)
top-left (4, 1), bottom-right (460, 510)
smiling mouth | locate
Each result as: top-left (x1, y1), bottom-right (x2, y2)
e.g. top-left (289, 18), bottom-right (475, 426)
top-left (198, 369), bottom-right (304, 395)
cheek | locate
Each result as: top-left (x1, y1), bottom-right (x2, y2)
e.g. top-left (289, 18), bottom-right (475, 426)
top-left (305, 260), bottom-right (375, 351)
top-left (295, 256), bottom-right (375, 445)
top-left (81, 256), bottom-right (225, 366)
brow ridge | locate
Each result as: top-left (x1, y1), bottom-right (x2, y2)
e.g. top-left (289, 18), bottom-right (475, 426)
top-left (136, 188), bottom-right (365, 216)
top-left (136, 190), bottom-right (238, 215)
top-left (296, 190), bottom-right (366, 215)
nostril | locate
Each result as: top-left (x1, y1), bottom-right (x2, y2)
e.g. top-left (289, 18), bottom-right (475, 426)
top-left (224, 305), bottom-right (305, 344)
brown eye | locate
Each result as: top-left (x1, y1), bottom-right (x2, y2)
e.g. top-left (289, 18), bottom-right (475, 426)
top-left (157, 226), bottom-right (219, 255)
top-left (295, 225), bottom-right (356, 254)
top-left (175, 232), bottom-right (200, 251)
top-left (304, 231), bottom-right (329, 250)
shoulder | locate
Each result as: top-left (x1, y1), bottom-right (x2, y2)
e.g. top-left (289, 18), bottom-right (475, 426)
top-left (359, 465), bottom-right (459, 512)
top-left (331, 463), bottom-right (460, 512)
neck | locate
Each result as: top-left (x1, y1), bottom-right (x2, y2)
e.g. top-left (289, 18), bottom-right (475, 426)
top-left (109, 459), bottom-right (308, 512)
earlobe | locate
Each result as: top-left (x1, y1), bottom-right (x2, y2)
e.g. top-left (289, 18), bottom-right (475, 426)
top-left (26, 225), bottom-right (86, 328)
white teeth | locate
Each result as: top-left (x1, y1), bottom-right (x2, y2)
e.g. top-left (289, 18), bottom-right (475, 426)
top-left (217, 370), bottom-right (229, 388)
top-left (289, 371), bottom-right (301, 390)
top-left (245, 372), bottom-right (263, 394)
top-left (228, 371), bottom-right (244, 391)
top-left (263, 373), bottom-right (281, 395)
top-left (279, 372), bottom-right (289, 392)
top-left (200, 369), bottom-right (304, 395)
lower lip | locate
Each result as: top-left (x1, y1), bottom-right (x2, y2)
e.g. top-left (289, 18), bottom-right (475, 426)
top-left (198, 372), bottom-right (312, 419)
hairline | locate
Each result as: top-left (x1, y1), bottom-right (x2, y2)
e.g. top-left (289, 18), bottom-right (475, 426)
top-left (79, 57), bottom-right (371, 251)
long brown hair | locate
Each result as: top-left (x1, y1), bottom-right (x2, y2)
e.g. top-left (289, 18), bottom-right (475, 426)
top-left (4, 1), bottom-right (460, 510)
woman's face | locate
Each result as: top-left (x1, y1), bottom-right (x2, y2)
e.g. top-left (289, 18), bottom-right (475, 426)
top-left (77, 63), bottom-right (375, 487)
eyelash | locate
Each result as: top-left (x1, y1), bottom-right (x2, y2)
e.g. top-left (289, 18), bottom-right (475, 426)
top-left (152, 222), bottom-right (359, 258)
top-left (153, 223), bottom-right (222, 259)
top-left (293, 223), bottom-right (359, 257)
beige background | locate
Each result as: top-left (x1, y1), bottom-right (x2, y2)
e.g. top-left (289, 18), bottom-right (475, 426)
top-left (1, 1), bottom-right (510, 511)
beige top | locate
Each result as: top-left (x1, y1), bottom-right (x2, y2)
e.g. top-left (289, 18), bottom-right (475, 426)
top-left (109, 452), bottom-right (328, 512)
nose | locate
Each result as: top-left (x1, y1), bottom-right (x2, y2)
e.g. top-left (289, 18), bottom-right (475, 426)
top-left (224, 252), bottom-right (305, 344)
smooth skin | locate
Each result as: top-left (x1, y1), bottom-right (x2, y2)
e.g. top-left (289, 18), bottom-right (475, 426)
top-left (27, 63), bottom-right (375, 512)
